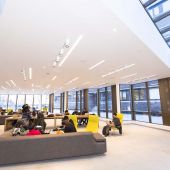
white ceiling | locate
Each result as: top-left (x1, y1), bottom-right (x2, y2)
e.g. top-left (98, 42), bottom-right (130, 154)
top-left (0, 0), bottom-right (170, 94)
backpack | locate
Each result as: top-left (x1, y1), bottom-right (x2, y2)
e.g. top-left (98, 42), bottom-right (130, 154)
top-left (102, 125), bottom-right (110, 137)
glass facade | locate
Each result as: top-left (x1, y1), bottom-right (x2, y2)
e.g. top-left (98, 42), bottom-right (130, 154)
top-left (42, 95), bottom-right (49, 111)
top-left (77, 91), bottom-right (81, 112)
top-left (68, 91), bottom-right (76, 113)
top-left (0, 94), bottom-right (49, 111)
top-left (88, 88), bottom-right (98, 114)
top-left (132, 83), bottom-right (149, 122)
top-left (107, 87), bottom-right (113, 119)
top-left (0, 95), bottom-right (8, 109)
top-left (120, 84), bottom-right (132, 120)
top-left (33, 95), bottom-right (41, 110)
top-left (54, 94), bottom-right (61, 113)
top-left (8, 95), bottom-right (17, 111)
top-left (148, 80), bottom-right (162, 124)
top-left (17, 95), bottom-right (25, 110)
top-left (99, 88), bottom-right (106, 118)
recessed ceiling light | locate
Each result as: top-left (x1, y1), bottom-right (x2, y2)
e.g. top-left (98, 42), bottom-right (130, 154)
top-left (112, 28), bottom-right (117, 32)
top-left (89, 60), bottom-right (105, 70)
top-left (59, 35), bottom-right (83, 67)
top-left (32, 83), bottom-right (34, 87)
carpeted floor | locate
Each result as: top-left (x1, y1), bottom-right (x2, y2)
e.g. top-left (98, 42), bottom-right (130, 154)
top-left (0, 121), bottom-right (170, 170)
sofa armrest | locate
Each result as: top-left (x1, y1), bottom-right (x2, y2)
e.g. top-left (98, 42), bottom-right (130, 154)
top-left (93, 133), bottom-right (106, 142)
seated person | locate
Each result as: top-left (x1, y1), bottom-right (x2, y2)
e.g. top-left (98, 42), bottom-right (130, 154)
top-left (78, 108), bottom-right (88, 125)
top-left (61, 116), bottom-right (77, 133)
top-left (64, 110), bottom-right (70, 115)
top-left (72, 110), bottom-right (78, 115)
top-left (35, 111), bottom-right (46, 132)
top-left (106, 113), bottom-right (122, 134)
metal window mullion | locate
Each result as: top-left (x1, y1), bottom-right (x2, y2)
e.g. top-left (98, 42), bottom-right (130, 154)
top-left (143, 0), bottom-right (157, 8)
top-left (153, 11), bottom-right (170, 22)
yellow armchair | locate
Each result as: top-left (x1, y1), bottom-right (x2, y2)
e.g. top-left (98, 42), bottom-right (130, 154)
top-left (85, 115), bottom-right (99, 133)
top-left (68, 115), bottom-right (78, 130)
top-left (111, 113), bottom-right (123, 134)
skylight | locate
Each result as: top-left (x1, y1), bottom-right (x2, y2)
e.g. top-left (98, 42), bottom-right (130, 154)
top-left (140, 0), bottom-right (170, 48)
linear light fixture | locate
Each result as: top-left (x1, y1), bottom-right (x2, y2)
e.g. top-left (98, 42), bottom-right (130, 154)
top-left (82, 81), bottom-right (90, 85)
top-left (121, 73), bottom-right (137, 79)
top-left (89, 60), bottom-right (105, 70)
top-left (5, 81), bottom-right (11, 87)
top-left (21, 69), bottom-right (27, 81)
top-left (52, 76), bottom-right (57, 81)
top-left (90, 83), bottom-right (107, 88)
top-left (29, 67), bottom-right (32, 80)
top-left (59, 35), bottom-right (83, 67)
top-left (65, 77), bottom-right (79, 85)
top-left (10, 80), bottom-right (16, 87)
top-left (102, 64), bottom-right (135, 78)
top-left (1, 86), bottom-right (7, 90)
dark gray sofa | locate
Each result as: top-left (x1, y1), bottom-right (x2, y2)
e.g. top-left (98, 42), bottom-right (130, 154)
top-left (0, 132), bottom-right (106, 165)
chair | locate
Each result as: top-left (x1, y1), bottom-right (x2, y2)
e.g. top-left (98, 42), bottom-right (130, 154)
top-left (85, 115), bottom-right (99, 133)
top-left (68, 115), bottom-right (78, 130)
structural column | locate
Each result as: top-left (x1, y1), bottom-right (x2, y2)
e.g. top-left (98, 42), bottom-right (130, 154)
top-left (111, 85), bottom-right (118, 113)
top-left (158, 78), bottom-right (170, 126)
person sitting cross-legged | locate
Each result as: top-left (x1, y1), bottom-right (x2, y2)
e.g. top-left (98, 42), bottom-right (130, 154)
top-left (106, 113), bottom-right (122, 135)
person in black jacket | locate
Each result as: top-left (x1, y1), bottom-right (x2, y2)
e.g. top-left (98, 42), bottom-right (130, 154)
top-left (62, 116), bottom-right (77, 133)
top-left (106, 113), bottom-right (122, 134)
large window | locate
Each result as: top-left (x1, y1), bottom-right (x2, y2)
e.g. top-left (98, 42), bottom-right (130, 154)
top-left (0, 95), bottom-right (8, 109)
top-left (68, 91), bottom-right (76, 113)
top-left (88, 88), bottom-right (97, 114)
top-left (8, 95), bottom-right (17, 111)
top-left (54, 94), bottom-right (61, 113)
top-left (17, 95), bottom-right (25, 110)
top-left (132, 83), bottom-right (149, 122)
top-left (120, 84), bottom-right (132, 120)
top-left (107, 87), bottom-right (113, 119)
top-left (33, 95), bottom-right (41, 110)
top-left (25, 95), bottom-right (33, 109)
top-left (99, 88), bottom-right (106, 118)
top-left (77, 91), bottom-right (80, 112)
top-left (148, 80), bottom-right (162, 124)
top-left (42, 95), bottom-right (49, 111)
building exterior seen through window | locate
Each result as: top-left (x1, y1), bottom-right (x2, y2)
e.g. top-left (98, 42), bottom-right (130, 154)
top-left (120, 84), bottom-right (132, 120)
top-left (68, 91), bottom-right (76, 113)
top-left (54, 94), bottom-right (61, 113)
top-left (0, 94), bottom-right (49, 112)
top-left (88, 88), bottom-right (98, 114)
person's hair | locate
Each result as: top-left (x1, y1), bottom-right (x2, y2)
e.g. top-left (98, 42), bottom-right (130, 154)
top-left (63, 115), bottom-right (69, 121)
top-left (113, 112), bottom-right (117, 116)
top-left (22, 104), bottom-right (30, 112)
top-left (65, 110), bottom-right (68, 113)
